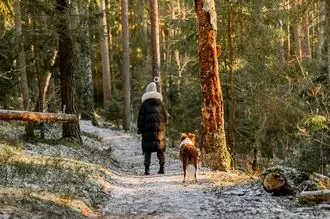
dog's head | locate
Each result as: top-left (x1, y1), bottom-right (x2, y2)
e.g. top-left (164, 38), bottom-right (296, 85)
top-left (180, 133), bottom-right (195, 145)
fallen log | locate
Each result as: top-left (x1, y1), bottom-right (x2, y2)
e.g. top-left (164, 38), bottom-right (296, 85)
top-left (310, 172), bottom-right (330, 189)
top-left (262, 172), bottom-right (297, 196)
top-left (0, 110), bottom-right (77, 123)
top-left (260, 166), bottom-right (309, 196)
top-left (298, 190), bottom-right (330, 203)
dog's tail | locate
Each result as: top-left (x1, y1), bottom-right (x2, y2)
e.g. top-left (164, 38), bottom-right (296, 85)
top-left (182, 148), bottom-right (193, 162)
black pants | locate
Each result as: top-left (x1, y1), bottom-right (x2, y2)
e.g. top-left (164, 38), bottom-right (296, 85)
top-left (144, 150), bottom-right (165, 166)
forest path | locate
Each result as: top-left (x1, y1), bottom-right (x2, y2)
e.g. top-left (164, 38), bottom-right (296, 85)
top-left (81, 120), bottom-right (227, 218)
top-left (80, 121), bottom-right (329, 219)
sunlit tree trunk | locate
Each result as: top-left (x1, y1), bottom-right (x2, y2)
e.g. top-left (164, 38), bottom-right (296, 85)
top-left (277, 0), bottom-right (285, 67)
top-left (317, 1), bottom-right (325, 63)
top-left (149, 0), bottom-right (161, 92)
top-left (294, 0), bottom-right (302, 61)
top-left (301, 0), bottom-right (311, 60)
top-left (121, 0), bottom-right (131, 131)
top-left (141, 0), bottom-right (150, 78)
top-left (179, 0), bottom-right (185, 19)
top-left (286, 0), bottom-right (291, 62)
top-left (195, 0), bottom-right (231, 171)
top-left (57, 0), bottom-right (82, 143)
top-left (99, 0), bottom-right (111, 106)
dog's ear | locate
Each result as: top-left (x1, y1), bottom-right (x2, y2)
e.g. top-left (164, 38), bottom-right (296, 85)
top-left (188, 133), bottom-right (195, 144)
top-left (180, 133), bottom-right (187, 141)
top-left (188, 133), bottom-right (195, 140)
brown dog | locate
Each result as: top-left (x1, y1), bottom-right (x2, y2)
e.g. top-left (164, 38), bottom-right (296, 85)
top-left (179, 133), bottom-right (199, 182)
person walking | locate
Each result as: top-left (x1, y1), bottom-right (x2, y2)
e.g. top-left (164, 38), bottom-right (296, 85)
top-left (137, 82), bottom-right (167, 175)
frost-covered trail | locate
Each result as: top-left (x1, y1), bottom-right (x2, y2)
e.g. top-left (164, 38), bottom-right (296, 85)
top-left (81, 121), bottom-right (224, 218)
top-left (80, 121), bottom-right (329, 219)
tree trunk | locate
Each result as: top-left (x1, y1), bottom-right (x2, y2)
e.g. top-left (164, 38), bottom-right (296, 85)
top-left (57, 0), bottom-right (82, 143)
top-left (286, 0), bottom-right (291, 62)
top-left (294, 0), bottom-right (302, 62)
top-left (14, 0), bottom-right (29, 111)
top-left (149, 0), bottom-right (161, 92)
top-left (277, 19), bottom-right (285, 66)
top-left (14, 0), bottom-right (34, 137)
top-left (326, 0), bottom-right (330, 84)
top-left (0, 110), bottom-right (78, 123)
top-left (99, 0), bottom-right (111, 107)
top-left (141, 0), bottom-right (150, 78)
top-left (195, 0), bottom-right (231, 171)
top-left (79, 1), bottom-right (94, 120)
top-left (180, 0), bottom-right (185, 19)
top-left (317, 1), bottom-right (325, 63)
top-left (227, 3), bottom-right (236, 163)
top-left (301, 0), bottom-right (311, 60)
top-left (105, 0), bottom-right (115, 92)
top-left (121, 0), bottom-right (131, 131)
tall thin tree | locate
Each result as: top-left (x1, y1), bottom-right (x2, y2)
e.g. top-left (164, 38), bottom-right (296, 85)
top-left (227, 3), bottom-right (236, 166)
top-left (57, 0), bottom-right (82, 143)
top-left (195, 0), bottom-right (231, 171)
top-left (14, 0), bottom-right (34, 137)
top-left (79, 1), bottom-right (94, 120)
top-left (301, 0), bottom-right (311, 60)
top-left (14, 0), bottom-right (29, 111)
top-left (121, 0), bottom-right (131, 130)
top-left (99, 0), bottom-right (111, 107)
top-left (294, 0), bottom-right (302, 61)
top-left (326, 0), bottom-right (330, 84)
top-left (149, 0), bottom-right (161, 92)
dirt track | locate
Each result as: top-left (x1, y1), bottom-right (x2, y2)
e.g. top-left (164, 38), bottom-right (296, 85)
top-left (80, 121), bottom-right (329, 219)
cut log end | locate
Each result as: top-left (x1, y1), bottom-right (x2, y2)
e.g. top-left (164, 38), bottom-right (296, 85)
top-left (262, 172), bottom-right (296, 196)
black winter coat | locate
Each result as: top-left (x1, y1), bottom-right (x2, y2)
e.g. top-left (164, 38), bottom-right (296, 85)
top-left (137, 98), bottom-right (167, 153)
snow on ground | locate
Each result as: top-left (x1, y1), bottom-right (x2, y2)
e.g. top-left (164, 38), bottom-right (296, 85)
top-left (80, 120), bottom-right (330, 219)
top-left (0, 120), bottom-right (328, 218)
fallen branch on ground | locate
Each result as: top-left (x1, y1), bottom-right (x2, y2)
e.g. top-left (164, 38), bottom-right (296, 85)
top-left (298, 190), bottom-right (330, 203)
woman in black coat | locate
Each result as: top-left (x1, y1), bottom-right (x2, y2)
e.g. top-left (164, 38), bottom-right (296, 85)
top-left (137, 82), bottom-right (167, 175)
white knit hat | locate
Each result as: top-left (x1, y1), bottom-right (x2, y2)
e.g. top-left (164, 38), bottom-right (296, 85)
top-left (146, 82), bottom-right (157, 92)
top-left (141, 82), bottom-right (162, 102)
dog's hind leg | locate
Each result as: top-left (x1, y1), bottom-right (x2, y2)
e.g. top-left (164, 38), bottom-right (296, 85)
top-left (194, 159), bottom-right (198, 182)
top-left (182, 161), bottom-right (187, 183)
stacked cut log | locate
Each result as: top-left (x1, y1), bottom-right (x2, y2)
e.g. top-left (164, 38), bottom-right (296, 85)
top-left (298, 190), bottom-right (330, 203)
top-left (298, 173), bottom-right (330, 204)
top-left (262, 172), bottom-right (297, 196)
top-left (261, 166), bottom-right (307, 196)
top-left (261, 167), bottom-right (330, 205)
top-left (310, 172), bottom-right (330, 190)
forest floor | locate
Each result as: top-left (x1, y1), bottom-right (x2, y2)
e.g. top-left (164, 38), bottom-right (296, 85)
top-left (0, 120), bottom-right (329, 218)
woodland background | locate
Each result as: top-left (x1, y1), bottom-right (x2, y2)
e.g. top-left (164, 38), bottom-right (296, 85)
top-left (0, 0), bottom-right (329, 174)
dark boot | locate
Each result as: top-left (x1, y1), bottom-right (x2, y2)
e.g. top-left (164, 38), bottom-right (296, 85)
top-left (144, 164), bottom-right (150, 175)
top-left (158, 164), bottom-right (165, 174)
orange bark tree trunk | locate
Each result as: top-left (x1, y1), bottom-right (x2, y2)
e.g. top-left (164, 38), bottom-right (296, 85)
top-left (195, 0), bottom-right (231, 171)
